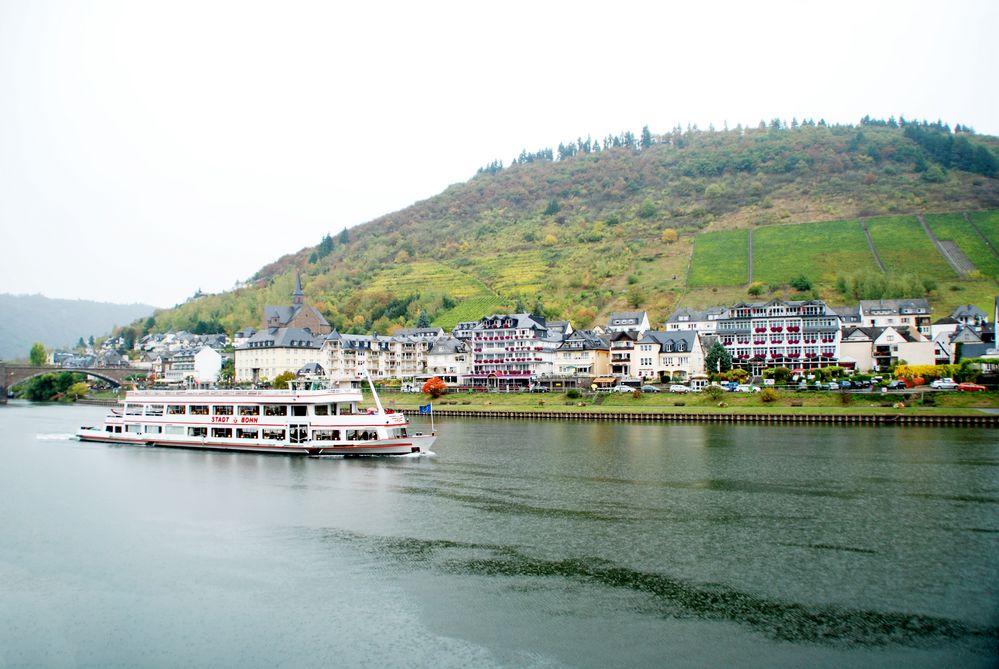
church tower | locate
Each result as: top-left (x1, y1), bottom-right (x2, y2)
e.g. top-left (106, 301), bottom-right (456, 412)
top-left (292, 273), bottom-right (305, 307)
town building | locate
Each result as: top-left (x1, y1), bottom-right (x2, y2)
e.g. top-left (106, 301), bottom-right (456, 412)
top-left (468, 313), bottom-right (563, 388)
top-left (554, 330), bottom-right (609, 379)
top-left (634, 331), bottom-right (704, 382)
top-left (715, 299), bottom-right (842, 373)
top-left (605, 311), bottom-right (651, 336)
top-left (235, 327), bottom-right (322, 383)
top-left (664, 307), bottom-right (727, 334)
top-left (858, 299), bottom-right (932, 337)
top-left (167, 346), bottom-right (223, 384)
top-left (839, 326), bottom-right (935, 372)
top-left (262, 274), bottom-right (332, 335)
top-left (425, 336), bottom-right (470, 385)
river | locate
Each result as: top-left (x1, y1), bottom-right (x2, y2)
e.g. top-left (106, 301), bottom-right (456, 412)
top-left (0, 401), bottom-right (996, 668)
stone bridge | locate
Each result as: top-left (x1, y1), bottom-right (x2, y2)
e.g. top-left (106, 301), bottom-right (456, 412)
top-left (1, 364), bottom-right (144, 401)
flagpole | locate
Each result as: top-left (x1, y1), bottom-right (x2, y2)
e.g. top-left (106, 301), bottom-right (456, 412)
top-left (430, 402), bottom-right (435, 434)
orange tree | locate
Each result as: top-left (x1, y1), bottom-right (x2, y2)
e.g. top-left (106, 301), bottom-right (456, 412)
top-left (421, 376), bottom-right (448, 398)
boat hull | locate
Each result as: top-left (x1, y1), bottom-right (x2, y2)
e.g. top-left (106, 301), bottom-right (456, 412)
top-left (76, 427), bottom-right (435, 456)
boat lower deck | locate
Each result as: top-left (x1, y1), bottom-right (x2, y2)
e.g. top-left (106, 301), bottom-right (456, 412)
top-left (76, 428), bottom-right (435, 456)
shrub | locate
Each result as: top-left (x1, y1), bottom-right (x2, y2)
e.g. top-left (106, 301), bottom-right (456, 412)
top-left (747, 282), bottom-right (765, 297)
top-left (760, 388), bottom-right (779, 403)
top-left (566, 389), bottom-right (582, 399)
top-left (661, 228), bottom-right (678, 243)
top-left (704, 385), bottom-right (725, 400)
top-left (789, 274), bottom-right (812, 291)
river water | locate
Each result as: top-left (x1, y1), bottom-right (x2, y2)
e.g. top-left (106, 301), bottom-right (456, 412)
top-left (0, 401), bottom-right (996, 668)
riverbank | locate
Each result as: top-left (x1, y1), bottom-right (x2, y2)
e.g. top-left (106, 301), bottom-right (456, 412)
top-left (373, 389), bottom-right (999, 426)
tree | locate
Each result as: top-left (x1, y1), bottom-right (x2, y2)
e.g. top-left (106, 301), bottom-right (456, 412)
top-left (67, 382), bottom-right (89, 400)
top-left (705, 341), bottom-right (732, 374)
top-left (417, 310), bottom-right (431, 328)
top-left (219, 358), bottom-right (235, 384)
top-left (789, 275), bottom-right (812, 291)
top-left (747, 282), bottom-right (765, 297)
top-left (641, 125), bottom-right (652, 149)
top-left (422, 376), bottom-right (447, 398)
top-left (661, 228), bottom-right (678, 244)
top-left (272, 371), bottom-right (297, 389)
top-left (338, 228), bottom-right (349, 245)
top-left (29, 342), bottom-right (46, 366)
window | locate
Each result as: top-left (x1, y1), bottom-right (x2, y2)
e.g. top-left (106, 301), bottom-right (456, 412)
top-left (211, 427), bottom-right (232, 438)
top-left (238, 405), bottom-right (260, 416)
top-left (165, 426), bottom-right (185, 436)
top-left (168, 405), bottom-right (186, 415)
top-left (144, 405), bottom-right (164, 416)
top-left (291, 405), bottom-right (307, 417)
top-left (190, 405), bottom-right (209, 415)
top-left (264, 405), bottom-right (287, 416)
top-left (314, 405), bottom-right (329, 416)
top-left (262, 428), bottom-right (285, 441)
top-left (212, 405), bottom-right (233, 416)
top-left (188, 427), bottom-right (207, 437)
top-left (125, 404), bottom-right (143, 416)
top-left (126, 424), bottom-right (141, 433)
top-left (144, 425), bottom-right (162, 434)
top-left (236, 428), bottom-right (258, 439)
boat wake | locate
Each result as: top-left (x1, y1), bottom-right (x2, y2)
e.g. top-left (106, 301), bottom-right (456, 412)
top-left (36, 433), bottom-right (76, 441)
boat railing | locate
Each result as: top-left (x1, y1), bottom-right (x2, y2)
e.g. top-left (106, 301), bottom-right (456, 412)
top-left (131, 388), bottom-right (357, 398)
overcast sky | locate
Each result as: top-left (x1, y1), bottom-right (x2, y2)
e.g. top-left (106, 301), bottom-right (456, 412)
top-left (1, 0), bottom-right (996, 308)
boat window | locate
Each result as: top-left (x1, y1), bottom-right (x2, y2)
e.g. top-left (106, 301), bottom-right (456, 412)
top-left (126, 424), bottom-right (141, 433)
top-left (211, 427), bottom-right (232, 438)
top-left (114, 426), bottom-right (122, 433)
top-left (313, 405), bottom-right (329, 416)
top-left (291, 405), bottom-right (307, 417)
top-left (261, 428), bottom-right (285, 441)
top-left (125, 404), bottom-right (143, 416)
top-left (236, 428), bottom-right (258, 439)
top-left (312, 429), bottom-right (337, 440)
top-left (145, 404), bottom-right (164, 416)
top-left (264, 405), bottom-right (287, 416)
top-left (238, 405), bottom-right (260, 416)
top-left (167, 405), bottom-right (186, 415)
top-left (165, 426), bottom-right (185, 436)
top-left (105, 425), bottom-right (113, 432)
top-left (188, 427), bottom-right (207, 437)
top-left (212, 405), bottom-right (233, 416)
top-left (144, 425), bottom-right (162, 433)
top-left (190, 405), bottom-right (209, 415)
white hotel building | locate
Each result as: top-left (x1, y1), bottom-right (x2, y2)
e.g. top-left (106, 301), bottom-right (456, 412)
top-left (715, 299), bottom-right (842, 373)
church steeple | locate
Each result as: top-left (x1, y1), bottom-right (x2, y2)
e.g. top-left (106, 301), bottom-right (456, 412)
top-left (292, 273), bottom-right (304, 306)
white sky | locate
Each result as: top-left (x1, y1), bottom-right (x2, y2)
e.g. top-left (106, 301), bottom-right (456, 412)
top-left (1, 0), bottom-right (996, 307)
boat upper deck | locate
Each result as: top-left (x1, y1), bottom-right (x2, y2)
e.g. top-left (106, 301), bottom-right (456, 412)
top-left (125, 387), bottom-right (363, 405)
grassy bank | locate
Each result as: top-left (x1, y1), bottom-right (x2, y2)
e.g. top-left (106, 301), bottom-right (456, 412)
top-left (370, 389), bottom-right (999, 416)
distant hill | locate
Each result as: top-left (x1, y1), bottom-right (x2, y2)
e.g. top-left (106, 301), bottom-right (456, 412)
top-left (0, 294), bottom-right (156, 360)
top-left (143, 119), bottom-right (999, 336)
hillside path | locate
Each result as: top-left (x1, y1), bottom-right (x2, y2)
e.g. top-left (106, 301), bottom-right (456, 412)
top-left (918, 214), bottom-right (972, 277)
top-left (964, 212), bottom-right (999, 259)
top-left (860, 220), bottom-right (887, 273)
top-left (747, 229), bottom-right (754, 283)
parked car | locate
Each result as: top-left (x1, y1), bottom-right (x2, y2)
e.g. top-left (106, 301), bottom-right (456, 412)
top-left (930, 377), bottom-right (958, 390)
top-left (668, 384), bottom-right (691, 393)
top-left (957, 382), bottom-right (987, 392)
top-left (734, 384), bottom-right (760, 393)
top-left (885, 380), bottom-right (907, 391)
top-left (611, 385), bottom-right (635, 393)
top-left (528, 386), bottom-right (548, 393)
top-left (723, 381), bottom-right (739, 392)
top-left (640, 385), bottom-right (661, 393)
top-left (838, 380), bottom-right (853, 389)
top-left (826, 382), bottom-right (840, 391)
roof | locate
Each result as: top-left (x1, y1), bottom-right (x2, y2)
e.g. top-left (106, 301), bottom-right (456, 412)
top-left (242, 327), bottom-right (322, 349)
top-left (951, 304), bottom-right (988, 319)
top-left (638, 330), bottom-right (699, 349)
top-left (665, 306), bottom-right (728, 323)
top-left (859, 298), bottom-right (931, 314)
top-left (428, 337), bottom-right (467, 355)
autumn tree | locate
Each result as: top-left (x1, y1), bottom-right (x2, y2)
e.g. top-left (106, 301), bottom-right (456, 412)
top-left (421, 376), bottom-right (447, 398)
top-left (661, 228), bottom-right (678, 243)
top-left (272, 371), bottom-right (297, 389)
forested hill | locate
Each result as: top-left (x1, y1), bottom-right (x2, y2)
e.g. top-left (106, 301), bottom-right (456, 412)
top-left (0, 294), bottom-right (155, 360)
top-left (145, 118), bottom-right (999, 338)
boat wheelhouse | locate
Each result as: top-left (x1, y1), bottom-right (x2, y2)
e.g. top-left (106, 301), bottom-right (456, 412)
top-left (76, 377), bottom-right (435, 456)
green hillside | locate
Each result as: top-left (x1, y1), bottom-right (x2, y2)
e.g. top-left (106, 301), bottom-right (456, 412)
top-left (140, 119), bottom-right (999, 338)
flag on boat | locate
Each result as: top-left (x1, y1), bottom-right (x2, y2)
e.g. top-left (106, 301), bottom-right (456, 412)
top-left (419, 403), bottom-right (433, 414)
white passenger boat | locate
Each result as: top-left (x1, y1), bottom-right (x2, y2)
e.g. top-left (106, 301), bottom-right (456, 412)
top-left (76, 376), bottom-right (435, 456)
